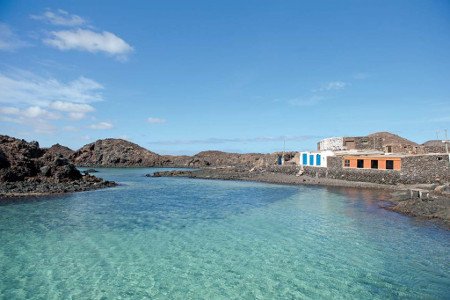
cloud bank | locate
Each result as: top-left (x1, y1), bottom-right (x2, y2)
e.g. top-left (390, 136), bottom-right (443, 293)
top-left (30, 9), bottom-right (86, 27)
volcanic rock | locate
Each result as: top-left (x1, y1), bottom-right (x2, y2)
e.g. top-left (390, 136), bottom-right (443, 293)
top-left (0, 135), bottom-right (115, 197)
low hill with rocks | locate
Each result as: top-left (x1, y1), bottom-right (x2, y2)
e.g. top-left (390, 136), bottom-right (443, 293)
top-left (71, 139), bottom-right (161, 167)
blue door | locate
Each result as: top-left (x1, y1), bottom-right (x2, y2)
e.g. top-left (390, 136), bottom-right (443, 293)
top-left (302, 153), bottom-right (307, 165)
top-left (277, 156), bottom-right (282, 165)
top-left (316, 154), bottom-right (321, 166)
top-left (309, 154), bottom-right (314, 166)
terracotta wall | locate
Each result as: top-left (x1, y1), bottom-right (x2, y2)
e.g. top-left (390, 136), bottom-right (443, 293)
top-left (343, 156), bottom-right (402, 170)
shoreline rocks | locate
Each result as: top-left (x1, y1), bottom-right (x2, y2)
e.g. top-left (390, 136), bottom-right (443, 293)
top-left (0, 135), bottom-right (116, 198)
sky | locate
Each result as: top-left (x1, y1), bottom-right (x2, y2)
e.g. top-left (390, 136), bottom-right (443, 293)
top-left (0, 0), bottom-right (449, 155)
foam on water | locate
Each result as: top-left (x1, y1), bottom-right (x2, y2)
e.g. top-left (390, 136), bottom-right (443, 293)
top-left (0, 168), bottom-right (449, 299)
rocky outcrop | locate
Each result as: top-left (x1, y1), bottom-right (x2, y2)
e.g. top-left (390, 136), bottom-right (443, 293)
top-left (44, 143), bottom-right (74, 158)
top-left (71, 139), bottom-right (161, 167)
top-left (0, 135), bottom-right (115, 197)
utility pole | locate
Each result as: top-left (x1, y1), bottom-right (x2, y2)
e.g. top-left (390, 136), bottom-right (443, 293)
top-left (444, 129), bottom-right (449, 156)
top-left (282, 138), bottom-right (286, 165)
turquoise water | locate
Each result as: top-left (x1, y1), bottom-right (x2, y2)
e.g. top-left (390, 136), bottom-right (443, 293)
top-left (0, 168), bottom-right (449, 299)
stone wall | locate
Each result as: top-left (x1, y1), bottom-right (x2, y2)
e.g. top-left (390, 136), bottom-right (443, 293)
top-left (265, 165), bottom-right (300, 175)
top-left (305, 156), bottom-right (401, 184)
top-left (343, 136), bottom-right (383, 151)
top-left (301, 155), bottom-right (449, 184)
top-left (400, 154), bottom-right (449, 184)
top-left (422, 145), bottom-right (447, 154)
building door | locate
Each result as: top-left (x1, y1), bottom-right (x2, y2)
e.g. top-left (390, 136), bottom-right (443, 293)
top-left (309, 154), bottom-right (314, 166)
top-left (302, 153), bottom-right (308, 165)
top-left (316, 154), bottom-right (321, 166)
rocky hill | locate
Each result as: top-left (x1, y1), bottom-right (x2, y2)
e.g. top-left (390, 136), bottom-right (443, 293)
top-left (71, 139), bottom-right (161, 167)
top-left (0, 135), bottom-right (115, 196)
top-left (368, 131), bottom-right (418, 146)
top-left (44, 143), bottom-right (74, 158)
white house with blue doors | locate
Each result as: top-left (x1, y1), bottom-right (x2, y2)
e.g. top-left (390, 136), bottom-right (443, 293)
top-left (299, 150), bottom-right (334, 168)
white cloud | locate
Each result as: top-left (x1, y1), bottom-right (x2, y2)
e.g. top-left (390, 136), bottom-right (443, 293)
top-left (317, 81), bottom-right (347, 91)
top-left (0, 70), bottom-right (105, 134)
top-left (0, 23), bottom-right (28, 51)
top-left (44, 29), bottom-right (133, 59)
top-left (0, 70), bottom-right (103, 106)
top-left (147, 117), bottom-right (166, 124)
top-left (0, 107), bottom-right (20, 115)
top-left (0, 106), bottom-right (60, 134)
top-left (49, 101), bottom-right (95, 119)
top-left (23, 106), bottom-right (60, 119)
top-left (0, 105), bottom-right (59, 119)
top-left (89, 122), bottom-right (113, 130)
top-left (30, 9), bottom-right (86, 27)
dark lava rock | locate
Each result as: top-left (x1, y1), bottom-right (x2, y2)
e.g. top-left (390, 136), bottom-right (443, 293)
top-left (0, 135), bottom-right (116, 197)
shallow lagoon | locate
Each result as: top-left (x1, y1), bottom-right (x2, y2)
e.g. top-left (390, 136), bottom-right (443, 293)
top-left (0, 168), bottom-right (449, 299)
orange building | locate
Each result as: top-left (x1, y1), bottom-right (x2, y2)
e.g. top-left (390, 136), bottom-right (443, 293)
top-left (342, 156), bottom-right (402, 170)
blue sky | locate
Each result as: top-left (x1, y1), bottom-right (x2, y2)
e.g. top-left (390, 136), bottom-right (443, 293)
top-left (0, 0), bottom-right (449, 154)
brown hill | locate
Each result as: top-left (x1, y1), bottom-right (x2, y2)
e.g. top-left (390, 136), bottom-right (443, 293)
top-left (368, 131), bottom-right (418, 146)
top-left (71, 139), bottom-right (161, 167)
top-left (422, 140), bottom-right (444, 147)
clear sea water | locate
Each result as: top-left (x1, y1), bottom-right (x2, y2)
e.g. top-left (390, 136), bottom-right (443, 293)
top-left (0, 168), bottom-right (448, 299)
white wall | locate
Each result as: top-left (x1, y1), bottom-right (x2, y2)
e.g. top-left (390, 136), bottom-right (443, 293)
top-left (318, 137), bottom-right (344, 151)
top-left (299, 151), bottom-right (334, 168)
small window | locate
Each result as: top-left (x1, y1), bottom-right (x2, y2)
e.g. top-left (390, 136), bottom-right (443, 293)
top-left (357, 159), bottom-right (364, 168)
top-left (437, 157), bottom-right (443, 161)
top-left (386, 146), bottom-right (392, 153)
top-left (386, 160), bottom-right (394, 170)
top-left (371, 160), bottom-right (378, 169)
top-left (344, 159), bottom-right (350, 167)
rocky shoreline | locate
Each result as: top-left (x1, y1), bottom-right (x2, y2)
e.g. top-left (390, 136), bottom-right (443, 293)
top-left (152, 167), bottom-right (450, 228)
top-left (0, 175), bottom-right (116, 198)
top-left (0, 135), bottom-right (116, 198)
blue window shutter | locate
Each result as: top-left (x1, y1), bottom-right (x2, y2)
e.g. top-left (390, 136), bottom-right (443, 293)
top-left (302, 153), bottom-right (308, 165)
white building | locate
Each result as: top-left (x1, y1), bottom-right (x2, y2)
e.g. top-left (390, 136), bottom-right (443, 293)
top-left (299, 150), bottom-right (335, 168)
